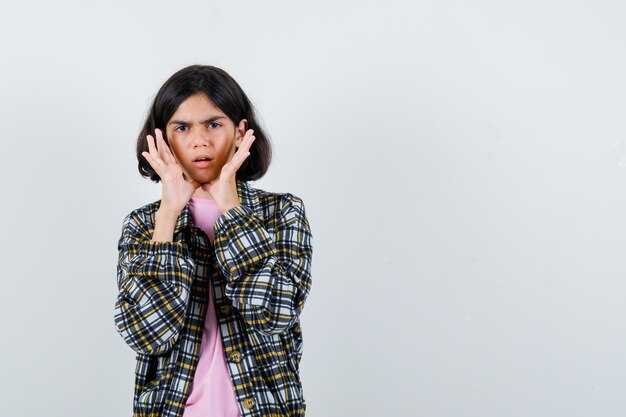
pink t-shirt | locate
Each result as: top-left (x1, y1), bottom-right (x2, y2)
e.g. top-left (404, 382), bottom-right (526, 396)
top-left (182, 197), bottom-right (242, 417)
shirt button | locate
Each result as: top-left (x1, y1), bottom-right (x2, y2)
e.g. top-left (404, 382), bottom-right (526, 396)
top-left (229, 350), bottom-right (241, 363)
top-left (220, 304), bottom-right (232, 315)
top-left (243, 397), bottom-right (256, 409)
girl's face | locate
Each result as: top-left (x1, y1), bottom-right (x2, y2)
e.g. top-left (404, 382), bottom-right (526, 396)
top-left (165, 92), bottom-right (247, 185)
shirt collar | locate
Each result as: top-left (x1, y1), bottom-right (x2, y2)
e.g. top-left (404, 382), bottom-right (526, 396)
top-left (171, 178), bottom-right (262, 234)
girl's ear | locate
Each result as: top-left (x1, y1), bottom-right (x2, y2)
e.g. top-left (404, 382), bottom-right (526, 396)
top-left (236, 119), bottom-right (248, 146)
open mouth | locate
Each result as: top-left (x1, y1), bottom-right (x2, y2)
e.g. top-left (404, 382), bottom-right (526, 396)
top-left (192, 156), bottom-right (214, 168)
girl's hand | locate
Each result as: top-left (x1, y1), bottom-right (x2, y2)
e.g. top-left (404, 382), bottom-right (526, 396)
top-left (142, 128), bottom-right (202, 214)
top-left (202, 128), bottom-right (256, 214)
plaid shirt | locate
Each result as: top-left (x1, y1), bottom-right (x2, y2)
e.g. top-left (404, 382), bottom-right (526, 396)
top-left (113, 179), bottom-right (313, 417)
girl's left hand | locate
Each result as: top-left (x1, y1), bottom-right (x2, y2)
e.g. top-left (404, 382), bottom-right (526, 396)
top-left (201, 128), bottom-right (256, 214)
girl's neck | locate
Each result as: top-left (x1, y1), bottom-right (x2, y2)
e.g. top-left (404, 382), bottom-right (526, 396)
top-left (191, 187), bottom-right (214, 200)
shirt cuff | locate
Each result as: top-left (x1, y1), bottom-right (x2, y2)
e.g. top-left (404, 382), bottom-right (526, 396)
top-left (214, 204), bottom-right (257, 234)
top-left (120, 240), bottom-right (194, 271)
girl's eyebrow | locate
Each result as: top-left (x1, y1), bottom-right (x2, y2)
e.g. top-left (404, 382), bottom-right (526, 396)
top-left (168, 116), bottom-right (225, 125)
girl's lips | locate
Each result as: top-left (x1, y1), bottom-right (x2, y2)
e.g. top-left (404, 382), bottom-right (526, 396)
top-left (192, 159), bottom-right (213, 168)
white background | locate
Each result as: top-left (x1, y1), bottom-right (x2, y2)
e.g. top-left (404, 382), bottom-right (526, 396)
top-left (1, 1), bottom-right (625, 416)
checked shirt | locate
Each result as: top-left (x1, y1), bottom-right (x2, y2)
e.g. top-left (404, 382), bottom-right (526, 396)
top-left (113, 179), bottom-right (313, 417)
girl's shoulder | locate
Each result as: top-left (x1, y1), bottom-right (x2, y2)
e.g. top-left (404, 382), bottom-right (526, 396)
top-left (123, 199), bottom-right (161, 224)
top-left (250, 182), bottom-right (309, 223)
top-left (249, 180), bottom-right (305, 203)
top-left (117, 200), bottom-right (164, 242)
top-left (119, 180), bottom-right (309, 235)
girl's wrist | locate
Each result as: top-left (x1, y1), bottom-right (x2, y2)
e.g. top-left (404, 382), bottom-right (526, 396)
top-left (156, 206), bottom-right (180, 219)
top-left (152, 209), bottom-right (179, 242)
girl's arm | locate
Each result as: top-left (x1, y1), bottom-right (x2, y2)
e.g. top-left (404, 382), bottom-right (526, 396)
top-left (113, 209), bottom-right (195, 355)
top-left (213, 193), bottom-right (313, 336)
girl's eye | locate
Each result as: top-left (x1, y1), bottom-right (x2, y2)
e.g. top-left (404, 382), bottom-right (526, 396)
top-left (174, 124), bottom-right (219, 132)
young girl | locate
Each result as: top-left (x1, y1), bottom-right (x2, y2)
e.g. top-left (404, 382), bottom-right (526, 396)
top-left (113, 64), bottom-right (313, 417)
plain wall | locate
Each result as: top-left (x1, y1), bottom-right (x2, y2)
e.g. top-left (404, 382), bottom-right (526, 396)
top-left (0, 1), bottom-right (625, 416)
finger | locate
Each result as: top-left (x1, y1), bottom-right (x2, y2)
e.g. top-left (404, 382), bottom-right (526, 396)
top-left (222, 131), bottom-right (254, 177)
top-left (231, 133), bottom-right (255, 162)
top-left (155, 128), bottom-right (175, 164)
top-left (238, 132), bottom-right (256, 154)
top-left (229, 145), bottom-right (251, 171)
top-left (241, 129), bottom-right (255, 147)
top-left (229, 149), bottom-right (251, 173)
top-left (154, 129), bottom-right (173, 164)
top-left (141, 150), bottom-right (164, 176)
top-left (146, 135), bottom-right (165, 169)
top-left (236, 134), bottom-right (255, 161)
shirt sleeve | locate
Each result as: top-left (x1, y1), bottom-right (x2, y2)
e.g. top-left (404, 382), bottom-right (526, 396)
top-left (213, 193), bottom-right (314, 336)
top-left (113, 210), bottom-right (196, 355)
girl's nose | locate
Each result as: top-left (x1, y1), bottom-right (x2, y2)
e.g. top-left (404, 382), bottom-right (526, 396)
top-left (191, 129), bottom-right (211, 146)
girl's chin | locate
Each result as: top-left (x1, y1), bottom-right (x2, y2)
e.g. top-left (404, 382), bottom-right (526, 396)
top-left (189, 172), bottom-right (217, 184)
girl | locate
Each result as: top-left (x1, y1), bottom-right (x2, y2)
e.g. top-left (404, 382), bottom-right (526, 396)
top-left (113, 64), bottom-right (313, 417)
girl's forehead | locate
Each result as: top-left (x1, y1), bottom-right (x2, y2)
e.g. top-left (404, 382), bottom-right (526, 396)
top-left (171, 94), bottom-right (228, 120)
top-left (178, 93), bottom-right (219, 111)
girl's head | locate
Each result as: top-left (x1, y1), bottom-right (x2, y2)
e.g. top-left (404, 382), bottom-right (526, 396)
top-left (136, 64), bottom-right (272, 183)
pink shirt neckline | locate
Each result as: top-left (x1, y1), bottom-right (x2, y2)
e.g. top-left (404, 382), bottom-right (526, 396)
top-left (183, 198), bottom-right (241, 417)
top-left (190, 197), bottom-right (217, 202)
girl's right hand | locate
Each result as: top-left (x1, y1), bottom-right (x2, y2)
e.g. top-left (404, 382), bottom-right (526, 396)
top-left (141, 128), bottom-right (202, 215)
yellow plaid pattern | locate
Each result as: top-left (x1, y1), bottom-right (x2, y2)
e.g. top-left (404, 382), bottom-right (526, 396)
top-left (114, 179), bottom-right (313, 417)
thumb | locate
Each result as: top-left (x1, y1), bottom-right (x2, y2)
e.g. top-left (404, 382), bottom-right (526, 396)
top-left (227, 142), bottom-right (237, 163)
